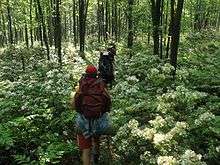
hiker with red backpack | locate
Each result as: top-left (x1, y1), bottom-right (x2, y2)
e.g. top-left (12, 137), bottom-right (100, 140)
top-left (72, 65), bottom-right (111, 165)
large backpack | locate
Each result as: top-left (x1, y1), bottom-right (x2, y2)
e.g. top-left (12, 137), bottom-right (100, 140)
top-left (75, 77), bottom-right (111, 118)
top-left (98, 52), bottom-right (114, 84)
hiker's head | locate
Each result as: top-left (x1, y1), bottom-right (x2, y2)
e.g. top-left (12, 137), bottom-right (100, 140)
top-left (109, 43), bottom-right (116, 49)
top-left (107, 43), bottom-right (116, 55)
top-left (85, 65), bottom-right (97, 78)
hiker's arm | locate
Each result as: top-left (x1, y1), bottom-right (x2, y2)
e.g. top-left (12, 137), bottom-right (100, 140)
top-left (71, 86), bottom-right (81, 112)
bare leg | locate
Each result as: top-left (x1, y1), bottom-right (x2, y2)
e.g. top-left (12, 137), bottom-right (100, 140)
top-left (82, 148), bottom-right (91, 165)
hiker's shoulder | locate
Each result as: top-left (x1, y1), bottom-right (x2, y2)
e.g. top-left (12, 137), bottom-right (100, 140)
top-left (96, 78), bottom-right (105, 84)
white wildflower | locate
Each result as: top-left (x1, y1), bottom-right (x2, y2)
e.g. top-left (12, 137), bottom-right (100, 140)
top-left (151, 68), bottom-right (160, 75)
top-left (153, 133), bottom-right (166, 145)
top-left (127, 119), bottom-right (139, 129)
top-left (157, 155), bottom-right (177, 165)
top-left (149, 116), bottom-right (166, 129)
top-left (180, 149), bottom-right (205, 165)
top-left (168, 122), bottom-right (187, 137)
top-left (195, 112), bottom-right (215, 126)
top-left (142, 128), bottom-right (156, 141)
top-left (126, 75), bottom-right (139, 82)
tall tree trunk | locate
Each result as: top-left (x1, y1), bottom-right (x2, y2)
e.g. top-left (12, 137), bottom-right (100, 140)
top-left (118, 7), bottom-right (121, 41)
top-left (14, 27), bottom-right (18, 44)
top-left (151, 0), bottom-right (161, 56)
top-left (164, 0), bottom-right (169, 47)
top-left (127, 0), bottom-right (134, 57)
top-left (30, 0), bottom-right (34, 47)
top-left (101, 1), bottom-right (105, 39)
top-left (2, 13), bottom-right (7, 45)
top-left (35, 3), bottom-right (43, 46)
top-left (47, 0), bottom-right (53, 47)
top-left (159, 0), bottom-right (164, 59)
top-left (64, 11), bottom-right (67, 41)
top-left (36, 0), bottom-right (50, 60)
top-left (194, 0), bottom-right (202, 31)
top-left (111, 0), bottom-right (117, 40)
top-left (0, 15), bottom-right (3, 47)
top-left (114, 0), bottom-right (117, 41)
top-left (170, 0), bottom-right (184, 74)
top-left (166, 0), bottom-right (175, 58)
top-left (0, 13), bottom-right (7, 46)
top-left (7, 0), bottom-right (13, 44)
top-left (216, 11), bottom-right (220, 31)
top-left (54, 0), bottom-right (62, 66)
top-left (21, 27), bottom-right (26, 71)
top-left (97, 0), bottom-right (101, 42)
top-left (73, 0), bottom-right (77, 47)
top-left (25, 21), bottom-right (29, 48)
top-left (105, 0), bottom-right (109, 40)
top-left (78, 0), bottom-right (89, 57)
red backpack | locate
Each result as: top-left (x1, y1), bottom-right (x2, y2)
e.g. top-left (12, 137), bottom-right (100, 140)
top-left (74, 77), bottom-right (111, 118)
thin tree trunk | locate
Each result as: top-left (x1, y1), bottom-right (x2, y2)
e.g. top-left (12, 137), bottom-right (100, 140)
top-left (105, 0), bottom-right (109, 40)
top-left (35, 4), bottom-right (43, 46)
top-left (114, 0), bottom-right (117, 41)
top-left (25, 21), bottom-right (29, 48)
top-left (79, 0), bottom-right (85, 55)
top-left (36, 0), bottom-right (50, 60)
top-left (101, 1), bottom-right (105, 39)
top-left (166, 0), bottom-right (175, 58)
top-left (30, 0), bottom-right (34, 47)
top-left (97, 0), bottom-right (101, 42)
top-left (216, 11), bottom-right (220, 31)
top-left (118, 7), bottom-right (121, 41)
top-left (151, 0), bottom-right (161, 56)
top-left (73, 0), bottom-right (77, 47)
top-left (170, 0), bottom-right (184, 74)
top-left (160, 0), bottom-right (164, 59)
top-left (127, 0), bottom-right (134, 57)
top-left (7, 0), bottom-right (13, 44)
top-left (54, 0), bottom-right (62, 66)
top-left (14, 27), bottom-right (18, 44)
top-left (78, 0), bottom-right (89, 57)
top-left (47, 0), bottom-right (53, 47)
top-left (1, 13), bottom-right (7, 46)
top-left (64, 11), bottom-right (67, 41)
top-left (164, 0), bottom-right (169, 47)
top-left (0, 15), bottom-right (3, 47)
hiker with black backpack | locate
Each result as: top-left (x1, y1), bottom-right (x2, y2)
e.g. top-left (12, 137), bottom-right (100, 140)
top-left (72, 65), bottom-right (111, 165)
top-left (98, 44), bottom-right (116, 88)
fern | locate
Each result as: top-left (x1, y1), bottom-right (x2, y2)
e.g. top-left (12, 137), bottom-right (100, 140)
top-left (14, 154), bottom-right (37, 165)
top-left (0, 124), bottom-right (14, 149)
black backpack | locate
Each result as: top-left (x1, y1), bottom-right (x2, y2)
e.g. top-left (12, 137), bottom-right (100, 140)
top-left (98, 52), bottom-right (114, 85)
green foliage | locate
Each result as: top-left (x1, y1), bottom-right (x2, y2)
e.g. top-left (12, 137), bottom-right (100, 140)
top-left (0, 124), bottom-right (14, 149)
top-left (110, 31), bottom-right (220, 164)
top-left (0, 46), bottom-right (80, 164)
top-left (14, 154), bottom-right (37, 165)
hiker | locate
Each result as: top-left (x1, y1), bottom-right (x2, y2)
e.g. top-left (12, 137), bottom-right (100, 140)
top-left (107, 43), bottom-right (116, 62)
top-left (98, 44), bottom-right (116, 87)
top-left (72, 65), bottom-right (111, 165)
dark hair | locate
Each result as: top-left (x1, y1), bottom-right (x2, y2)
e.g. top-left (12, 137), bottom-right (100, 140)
top-left (86, 73), bottom-right (97, 78)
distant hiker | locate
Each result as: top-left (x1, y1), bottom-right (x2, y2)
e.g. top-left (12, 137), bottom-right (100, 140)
top-left (107, 43), bottom-right (116, 62)
top-left (98, 44), bottom-right (116, 87)
top-left (72, 65), bottom-right (111, 165)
